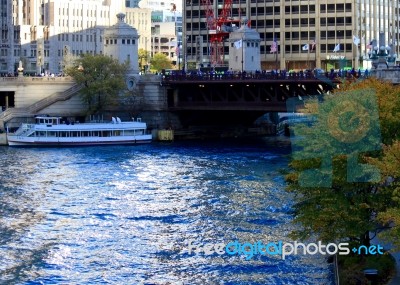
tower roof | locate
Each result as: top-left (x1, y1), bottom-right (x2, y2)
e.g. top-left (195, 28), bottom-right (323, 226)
top-left (104, 13), bottom-right (139, 38)
top-left (229, 19), bottom-right (260, 41)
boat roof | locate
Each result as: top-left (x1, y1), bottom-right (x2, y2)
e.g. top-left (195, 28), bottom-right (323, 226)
top-left (35, 115), bottom-right (62, 119)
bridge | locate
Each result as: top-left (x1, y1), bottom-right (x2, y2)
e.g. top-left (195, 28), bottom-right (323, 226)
top-left (160, 72), bottom-right (341, 128)
top-left (0, 73), bottom-right (342, 137)
top-left (161, 72), bottom-right (340, 112)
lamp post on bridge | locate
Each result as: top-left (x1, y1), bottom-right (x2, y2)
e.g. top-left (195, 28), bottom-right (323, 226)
top-left (368, 37), bottom-right (397, 69)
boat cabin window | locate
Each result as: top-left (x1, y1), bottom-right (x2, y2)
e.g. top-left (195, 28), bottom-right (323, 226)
top-left (35, 117), bottom-right (60, 125)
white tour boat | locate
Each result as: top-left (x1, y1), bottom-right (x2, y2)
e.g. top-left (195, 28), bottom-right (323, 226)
top-left (7, 116), bottom-right (152, 147)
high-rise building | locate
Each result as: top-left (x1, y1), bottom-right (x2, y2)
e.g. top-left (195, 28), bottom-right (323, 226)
top-left (139, 0), bottom-right (183, 68)
top-left (183, 0), bottom-right (400, 71)
top-left (1, 0), bottom-right (151, 75)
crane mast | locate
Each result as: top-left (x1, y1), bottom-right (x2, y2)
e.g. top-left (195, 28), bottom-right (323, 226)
top-left (201, 0), bottom-right (234, 66)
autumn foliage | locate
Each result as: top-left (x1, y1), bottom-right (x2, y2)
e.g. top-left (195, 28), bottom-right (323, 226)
top-left (286, 77), bottom-right (400, 249)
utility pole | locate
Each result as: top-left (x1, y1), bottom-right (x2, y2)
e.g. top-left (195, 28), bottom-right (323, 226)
top-left (241, 36), bottom-right (244, 73)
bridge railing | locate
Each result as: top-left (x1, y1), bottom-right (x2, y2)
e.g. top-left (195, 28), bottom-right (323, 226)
top-left (160, 70), bottom-right (361, 85)
top-left (0, 76), bottom-right (74, 83)
top-left (161, 72), bottom-right (335, 83)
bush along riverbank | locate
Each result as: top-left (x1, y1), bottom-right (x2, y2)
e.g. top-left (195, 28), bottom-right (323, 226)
top-left (338, 252), bottom-right (396, 285)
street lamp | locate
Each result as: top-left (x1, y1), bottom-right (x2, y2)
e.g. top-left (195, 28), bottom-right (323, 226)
top-left (369, 38), bottom-right (398, 69)
top-left (373, 46), bottom-right (379, 55)
top-left (178, 44), bottom-right (182, 71)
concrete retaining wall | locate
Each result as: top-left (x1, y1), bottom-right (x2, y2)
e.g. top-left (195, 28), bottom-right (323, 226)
top-left (0, 133), bottom-right (7, 145)
top-left (0, 77), bottom-right (76, 108)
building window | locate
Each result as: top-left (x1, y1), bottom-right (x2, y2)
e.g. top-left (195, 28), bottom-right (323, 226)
top-left (122, 39), bottom-right (125, 44)
top-left (327, 4), bottom-right (335, 12)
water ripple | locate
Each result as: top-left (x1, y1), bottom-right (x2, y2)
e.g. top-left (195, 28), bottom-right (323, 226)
top-left (0, 140), bottom-right (333, 284)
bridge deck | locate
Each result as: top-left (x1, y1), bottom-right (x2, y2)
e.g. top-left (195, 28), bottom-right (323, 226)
top-left (162, 73), bottom-right (342, 112)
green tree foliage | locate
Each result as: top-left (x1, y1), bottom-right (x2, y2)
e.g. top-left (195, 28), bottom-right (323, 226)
top-left (150, 53), bottom-right (172, 72)
top-left (342, 79), bottom-right (400, 248)
top-left (286, 78), bottom-right (400, 247)
top-left (370, 141), bottom-right (400, 249)
top-left (65, 54), bottom-right (129, 114)
top-left (138, 49), bottom-right (150, 71)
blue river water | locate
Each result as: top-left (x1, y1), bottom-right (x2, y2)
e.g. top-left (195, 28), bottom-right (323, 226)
top-left (0, 138), bottom-right (334, 285)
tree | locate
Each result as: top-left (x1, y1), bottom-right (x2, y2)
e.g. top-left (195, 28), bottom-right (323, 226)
top-left (150, 53), bottom-right (172, 72)
top-left (65, 54), bottom-right (129, 114)
top-left (285, 78), bottom-right (400, 247)
top-left (118, 87), bottom-right (144, 119)
top-left (138, 48), bottom-right (150, 72)
top-left (61, 45), bottom-right (77, 73)
top-left (370, 141), bottom-right (400, 249)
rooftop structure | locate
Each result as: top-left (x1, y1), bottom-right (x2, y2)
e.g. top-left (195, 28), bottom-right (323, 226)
top-left (228, 21), bottom-right (261, 72)
top-left (104, 13), bottom-right (140, 74)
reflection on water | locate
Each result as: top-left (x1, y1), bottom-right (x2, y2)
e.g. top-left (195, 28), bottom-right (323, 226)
top-left (0, 139), bottom-right (333, 284)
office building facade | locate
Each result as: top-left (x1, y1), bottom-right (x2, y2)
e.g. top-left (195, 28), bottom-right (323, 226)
top-left (1, 0), bottom-right (151, 75)
top-left (183, 0), bottom-right (400, 71)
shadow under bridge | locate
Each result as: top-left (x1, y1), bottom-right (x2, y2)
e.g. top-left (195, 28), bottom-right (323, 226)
top-left (164, 77), bottom-right (338, 112)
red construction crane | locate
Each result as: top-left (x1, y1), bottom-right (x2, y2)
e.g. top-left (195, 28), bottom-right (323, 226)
top-left (201, 0), bottom-right (234, 66)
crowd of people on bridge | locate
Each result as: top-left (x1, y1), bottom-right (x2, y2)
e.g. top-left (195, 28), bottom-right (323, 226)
top-left (162, 67), bottom-right (370, 82)
top-left (0, 72), bottom-right (19, 77)
top-left (0, 71), bottom-right (66, 78)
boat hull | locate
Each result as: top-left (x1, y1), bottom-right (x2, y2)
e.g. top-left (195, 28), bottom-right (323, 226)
top-left (7, 135), bottom-right (152, 147)
top-left (7, 116), bottom-right (153, 147)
